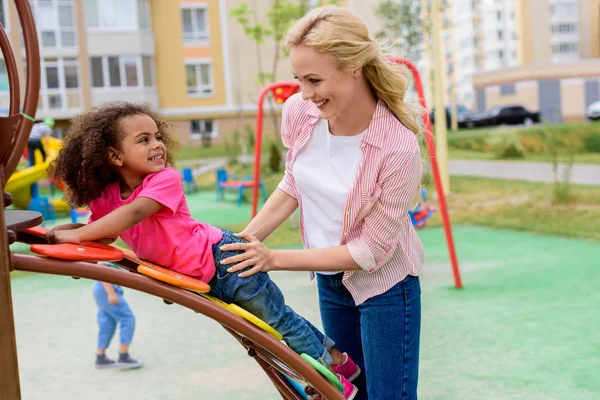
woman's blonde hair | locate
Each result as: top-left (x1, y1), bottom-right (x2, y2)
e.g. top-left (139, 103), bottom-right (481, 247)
top-left (284, 6), bottom-right (424, 136)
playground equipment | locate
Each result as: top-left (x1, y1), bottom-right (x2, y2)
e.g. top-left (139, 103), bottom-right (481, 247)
top-left (6, 136), bottom-right (89, 223)
top-left (1, 3), bottom-right (345, 398)
top-left (251, 59), bottom-right (463, 289)
top-left (216, 167), bottom-right (267, 205)
top-left (409, 188), bottom-right (436, 228)
top-left (5, 136), bottom-right (62, 209)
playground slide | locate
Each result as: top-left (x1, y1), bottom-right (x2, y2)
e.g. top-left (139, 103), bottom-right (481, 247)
top-left (6, 137), bottom-right (64, 209)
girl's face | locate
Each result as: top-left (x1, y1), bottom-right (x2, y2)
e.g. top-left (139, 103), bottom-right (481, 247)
top-left (109, 113), bottom-right (167, 178)
top-left (290, 44), bottom-right (358, 121)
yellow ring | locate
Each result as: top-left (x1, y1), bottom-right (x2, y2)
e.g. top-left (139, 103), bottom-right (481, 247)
top-left (228, 303), bottom-right (283, 340)
top-left (199, 293), bottom-right (229, 308)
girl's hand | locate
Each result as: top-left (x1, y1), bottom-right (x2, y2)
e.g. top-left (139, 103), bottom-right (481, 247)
top-left (46, 227), bottom-right (82, 244)
top-left (219, 232), bottom-right (275, 278)
top-left (108, 294), bottom-right (119, 305)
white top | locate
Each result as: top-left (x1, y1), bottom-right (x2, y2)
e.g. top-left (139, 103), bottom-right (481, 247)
top-left (293, 118), bottom-right (366, 275)
top-left (29, 122), bottom-right (52, 141)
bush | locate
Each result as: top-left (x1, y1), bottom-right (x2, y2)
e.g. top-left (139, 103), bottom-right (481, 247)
top-left (268, 141), bottom-right (282, 172)
top-left (519, 134), bottom-right (548, 153)
top-left (448, 135), bottom-right (488, 151)
top-left (584, 133), bottom-right (600, 153)
top-left (487, 130), bottom-right (524, 159)
top-left (449, 122), bottom-right (600, 156)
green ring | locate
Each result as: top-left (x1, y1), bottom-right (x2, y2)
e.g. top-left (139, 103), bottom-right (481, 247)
top-left (300, 353), bottom-right (343, 392)
top-left (20, 112), bottom-right (36, 122)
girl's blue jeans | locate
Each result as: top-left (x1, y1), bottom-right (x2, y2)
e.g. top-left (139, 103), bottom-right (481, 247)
top-left (209, 230), bottom-right (335, 366)
top-left (93, 281), bottom-right (136, 349)
top-left (317, 272), bottom-right (422, 400)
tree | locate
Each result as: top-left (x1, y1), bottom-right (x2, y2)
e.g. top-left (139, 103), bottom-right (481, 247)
top-left (230, 0), bottom-right (339, 172)
top-left (375, 0), bottom-right (424, 61)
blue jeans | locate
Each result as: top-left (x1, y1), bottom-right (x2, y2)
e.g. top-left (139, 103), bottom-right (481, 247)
top-left (317, 273), bottom-right (421, 400)
top-left (209, 230), bottom-right (335, 366)
top-left (93, 281), bottom-right (136, 349)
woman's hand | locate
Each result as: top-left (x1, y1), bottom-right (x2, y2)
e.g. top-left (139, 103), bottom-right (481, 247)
top-left (46, 224), bottom-right (84, 244)
top-left (219, 232), bottom-right (275, 278)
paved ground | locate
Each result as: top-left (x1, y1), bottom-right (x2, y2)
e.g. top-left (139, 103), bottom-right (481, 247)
top-left (448, 159), bottom-right (600, 185)
top-left (10, 226), bottom-right (600, 400)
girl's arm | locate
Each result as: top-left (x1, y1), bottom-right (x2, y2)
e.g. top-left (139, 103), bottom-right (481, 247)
top-left (241, 188), bottom-right (298, 241)
top-left (46, 197), bottom-right (162, 244)
top-left (101, 282), bottom-right (117, 295)
top-left (101, 282), bottom-right (119, 304)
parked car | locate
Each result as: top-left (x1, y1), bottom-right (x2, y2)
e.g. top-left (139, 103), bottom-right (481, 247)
top-left (587, 101), bottom-right (600, 121)
top-left (467, 105), bottom-right (540, 128)
top-left (429, 105), bottom-right (475, 129)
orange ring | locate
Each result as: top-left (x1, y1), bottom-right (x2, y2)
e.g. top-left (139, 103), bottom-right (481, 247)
top-left (137, 263), bottom-right (211, 293)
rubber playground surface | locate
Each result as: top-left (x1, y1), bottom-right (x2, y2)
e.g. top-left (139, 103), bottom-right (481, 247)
top-left (9, 190), bottom-right (600, 399)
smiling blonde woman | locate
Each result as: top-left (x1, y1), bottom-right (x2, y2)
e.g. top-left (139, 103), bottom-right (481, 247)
top-left (221, 6), bottom-right (424, 399)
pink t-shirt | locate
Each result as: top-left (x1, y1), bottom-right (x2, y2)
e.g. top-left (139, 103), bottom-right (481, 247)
top-left (88, 167), bottom-right (223, 282)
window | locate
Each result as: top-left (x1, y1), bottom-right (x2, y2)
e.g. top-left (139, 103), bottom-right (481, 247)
top-left (90, 55), bottom-right (155, 89)
top-left (0, 0), bottom-right (7, 29)
top-left (552, 23), bottom-right (577, 34)
top-left (552, 42), bottom-right (578, 54)
top-left (496, 11), bottom-right (502, 21)
top-left (185, 61), bottom-right (214, 96)
top-left (0, 62), bottom-right (8, 92)
top-left (190, 119), bottom-right (217, 140)
top-left (123, 56), bottom-right (138, 87)
top-left (551, 2), bottom-right (577, 17)
top-left (108, 56), bottom-right (121, 87)
top-left (30, 0), bottom-right (76, 48)
top-left (91, 57), bottom-right (104, 87)
top-left (181, 5), bottom-right (208, 44)
top-left (498, 31), bottom-right (503, 40)
top-left (84, 0), bottom-right (150, 30)
top-left (142, 56), bottom-right (154, 87)
top-left (40, 56), bottom-right (81, 110)
top-left (500, 83), bottom-right (515, 96)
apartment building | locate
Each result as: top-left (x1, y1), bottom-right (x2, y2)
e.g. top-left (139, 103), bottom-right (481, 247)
top-left (474, 0), bottom-right (600, 122)
top-left (0, 0), bottom-right (352, 145)
top-left (1, 0), bottom-right (157, 138)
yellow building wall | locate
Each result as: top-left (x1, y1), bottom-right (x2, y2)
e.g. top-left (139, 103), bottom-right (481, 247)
top-left (561, 80), bottom-right (586, 122)
top-left (485, 81), bottom-right (540, 112)
top-left (151, 0), bottom-right (227, 110)
top-left (591, 0), bottom-right (600, 58)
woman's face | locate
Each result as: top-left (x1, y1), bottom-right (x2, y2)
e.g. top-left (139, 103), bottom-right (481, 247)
top-left (290, 45), bottom-right (357, 120)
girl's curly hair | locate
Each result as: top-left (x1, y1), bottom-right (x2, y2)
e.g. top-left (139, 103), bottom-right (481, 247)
top-left (49, 102), bottom-right (178, 208)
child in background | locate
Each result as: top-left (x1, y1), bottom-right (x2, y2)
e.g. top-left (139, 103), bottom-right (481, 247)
top-left (93, 280), bottom-right (142, 369)
top-left (46, 102), bottom-right (360, 398)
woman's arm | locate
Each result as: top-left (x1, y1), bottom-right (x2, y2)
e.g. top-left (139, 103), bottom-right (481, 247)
top-left (241, 188), bottom-right (298, 241)
top-left (46, 197), bottom-right (162, 244)
top-left (220, 234), bottom-right (360, 278)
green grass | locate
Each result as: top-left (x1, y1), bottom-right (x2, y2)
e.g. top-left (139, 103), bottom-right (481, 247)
top-left (424, 176), bottom-right (600, 242)
top-left (173, 143), bottom-right (232, 161)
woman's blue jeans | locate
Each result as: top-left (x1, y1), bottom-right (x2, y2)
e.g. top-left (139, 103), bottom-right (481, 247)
top-left (316, 273), bottom-right (421, 400)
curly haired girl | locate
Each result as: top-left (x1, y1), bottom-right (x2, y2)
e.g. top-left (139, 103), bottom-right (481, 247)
top-left (47, 101), bottom-right (360, 399)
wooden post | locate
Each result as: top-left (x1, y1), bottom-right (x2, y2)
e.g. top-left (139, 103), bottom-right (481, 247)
top-left (0, 168), bottom-right (22, 400)
top-left (431, 0), bottom-right (451, 194)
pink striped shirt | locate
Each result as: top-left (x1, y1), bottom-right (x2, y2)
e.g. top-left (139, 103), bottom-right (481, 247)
top-left (277, 93), bottom-right (425, 305)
